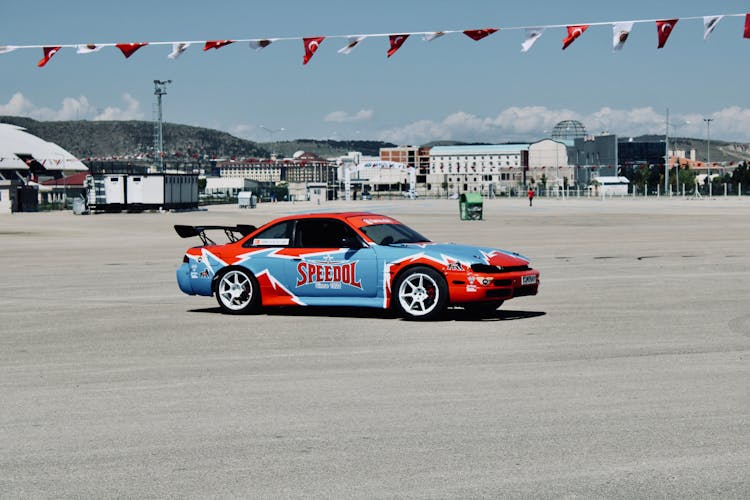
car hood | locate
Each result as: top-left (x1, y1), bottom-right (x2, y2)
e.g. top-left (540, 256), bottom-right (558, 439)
top-left (379, 242), bottom-right (531, 266)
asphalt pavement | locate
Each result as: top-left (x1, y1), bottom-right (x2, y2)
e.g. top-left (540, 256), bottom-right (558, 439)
top-left (1, 196), bottom-right (748, 498)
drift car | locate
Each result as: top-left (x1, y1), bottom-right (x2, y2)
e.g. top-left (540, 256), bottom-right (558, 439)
top-left (175, 212), bottom-right (539, 320)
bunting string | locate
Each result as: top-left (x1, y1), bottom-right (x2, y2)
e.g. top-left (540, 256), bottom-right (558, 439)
top-left (0, 12), bottom-right (748, 67)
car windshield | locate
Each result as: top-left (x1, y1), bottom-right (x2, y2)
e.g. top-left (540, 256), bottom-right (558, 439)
top-left (359, 223), bottom-right (430, 245)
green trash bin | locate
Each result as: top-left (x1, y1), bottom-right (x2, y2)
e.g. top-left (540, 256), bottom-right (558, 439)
top-left (459, 192), bottom-right (483, 220)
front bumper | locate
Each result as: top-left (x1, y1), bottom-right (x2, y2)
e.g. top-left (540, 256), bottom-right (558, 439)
top-left (449, 269), bottom-right (540, 304)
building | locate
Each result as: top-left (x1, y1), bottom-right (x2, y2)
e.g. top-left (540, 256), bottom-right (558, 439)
top-left (0, 123), bottom-right (88, 183)
top-left (1, 123), bottom-right (88, 212)
top-left (568, 134), bottom-right (619, 187)
top-left (380, 145), bottom-right (431, 181)
top-left (39, 171), bottom-right (89, 206)
top-left (216, 158), bottom-right (284, 182)
top-left (528, 139), bottom-right (572, 191)
top-left (426, 144), bottom-right (530, 197)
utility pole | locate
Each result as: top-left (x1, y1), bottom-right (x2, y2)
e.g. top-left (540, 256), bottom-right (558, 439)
top-left (153, 80), bottom-right (172, 172)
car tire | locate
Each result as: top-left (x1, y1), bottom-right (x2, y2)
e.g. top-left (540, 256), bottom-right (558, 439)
top-left (215, 268), bottom-right (261, 314)
top-left (463, 301), bottom-right (504, 316)
top-left (393, 266), bottom-right (448, 320)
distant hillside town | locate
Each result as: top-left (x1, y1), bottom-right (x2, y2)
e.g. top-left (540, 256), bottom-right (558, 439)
top-left (2, 117), bottom-right (750, 213)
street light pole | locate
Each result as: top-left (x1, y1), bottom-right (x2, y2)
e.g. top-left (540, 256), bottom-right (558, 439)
top-left (704, 118), bottom-right (713, 190)
top-left (664, 108), bottom-right (670, 195)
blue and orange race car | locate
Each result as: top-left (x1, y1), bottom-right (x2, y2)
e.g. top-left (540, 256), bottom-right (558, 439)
top-left (176, 212), bottom-right (539, 320)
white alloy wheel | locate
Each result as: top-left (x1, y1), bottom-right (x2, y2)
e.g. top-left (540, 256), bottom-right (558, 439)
top-left (216, 269), bottom-right (258, 313)
top-left (395, 267), bottom-right (447, 320)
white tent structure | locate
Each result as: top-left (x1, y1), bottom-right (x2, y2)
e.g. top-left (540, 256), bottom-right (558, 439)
top-left (0, 123), bottom-right (88, 180)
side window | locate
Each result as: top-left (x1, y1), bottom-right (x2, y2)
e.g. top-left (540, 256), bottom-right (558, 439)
top-left (296, 219), bottom-right (359, 248)
top-left (243, 220), bottom-right (293, 247)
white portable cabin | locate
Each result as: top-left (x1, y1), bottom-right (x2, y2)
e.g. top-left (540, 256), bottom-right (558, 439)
top-left (591, 176), bottom-right (630, 196)
top-left (104, 175), bottom-right (126, 204)
top-left (86, 173), bottom-right (198, 212)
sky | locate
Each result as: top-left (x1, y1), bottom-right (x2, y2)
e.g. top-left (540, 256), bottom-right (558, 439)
top-left (2, 0), bottom-right (750, 145)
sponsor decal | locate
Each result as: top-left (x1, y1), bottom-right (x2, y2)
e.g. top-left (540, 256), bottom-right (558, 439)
top-left (446, 260), bottom-right (463, 271)
top-left (466, 285), bottom-right (477, 292)
top-left (199, 270), bottom-right (210, 278)
top-left (296, 256), bottom-right (362, 289)
top-left (253, 238), bottom-right (290, 246)
top-left (362, 218), bottom-right (396, 225)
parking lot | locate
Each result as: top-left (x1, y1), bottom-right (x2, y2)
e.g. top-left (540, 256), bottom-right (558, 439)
top-left (1, 197), bottom-right (749, 498)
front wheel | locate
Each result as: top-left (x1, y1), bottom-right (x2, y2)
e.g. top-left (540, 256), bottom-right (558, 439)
top-left (215, 268), bottom-right (260, 314)
top-left (393, 266), bottom-right (448, 320)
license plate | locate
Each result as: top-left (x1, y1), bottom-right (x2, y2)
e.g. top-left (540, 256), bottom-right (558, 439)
top-left (521, 275), bottom-right (537, 285)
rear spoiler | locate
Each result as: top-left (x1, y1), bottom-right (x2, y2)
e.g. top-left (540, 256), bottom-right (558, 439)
top-left (174, 224), bottom-right (256, 245)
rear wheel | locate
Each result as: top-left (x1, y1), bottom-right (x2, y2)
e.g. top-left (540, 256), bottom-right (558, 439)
top-left (215, 268), bottom-right (260, 314)
top-left (393, 266), bottom-right (448, 320)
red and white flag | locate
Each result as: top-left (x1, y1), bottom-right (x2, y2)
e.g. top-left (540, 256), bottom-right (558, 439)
top-left (656, 19), bottom-right (678, 48)
top-left (612, 21), bottom-right (634, 51)
top-left (562, 25), bottom-right (588, 50)
top-left (521, 27), bottom-right (544, 52)
top-left (303, 36), bottom-right (324, 64)
top-left (37, 46), bottom-right (61, 67)
top-left (248, 39), bottom-right (276, 51)
top-left (76, 44), bottom-right (104, 54)
top-left (423, 31), bottom-right (446, 42)
top-left (387, 34), bottom-right (409, 58)
top-left (168, 42), bottom-right (190, 59)
top-left (0, 45), bottom-right (19, 54)
top-left (116, 43), bottom-right (148, 58)
top-left (338, 35), bottom-right (366, 54)
top-left (744, 13), bottom-right (750, 39)
top-left (204, 40), bottom-right (233, 51)
top-left (463, 28), bottom-right (498, 41)
top-left (703, 15), bottom-right (723, 40)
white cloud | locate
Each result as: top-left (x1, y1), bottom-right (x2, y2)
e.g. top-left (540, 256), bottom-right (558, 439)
top-left (0, 92), bottom-right (143, 121)
top-left (324, 109), bottom-right (374, 123)
top-left (0, 92), bottom-right (35, 115)
top-left (93, 94), bottom-right (143, 121)
top-left (376, 106), bottom-right (750, 144)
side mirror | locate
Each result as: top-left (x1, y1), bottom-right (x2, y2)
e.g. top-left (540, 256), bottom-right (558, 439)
top-left (340, 236), bottom-right (361, 249)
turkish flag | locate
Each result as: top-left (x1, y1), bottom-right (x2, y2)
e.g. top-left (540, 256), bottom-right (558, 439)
top-left (656, 19), bottom-right (678, 48)
top-left (303, 36), bottom-right (324, 64)
top-left (116, 43), bottom-right (148, 58)
top-left (204, 40), bottom-right (233, 51)
top-left (744, 13), bottom-right (750, 38)
top-left (387, 34), bottom-right (409, 58)
top-left (463, 28), bottom-right (498, 41)
top-left (37, 46), bottom-right (61, 67)
top-left (562, 25), bottom-right (588, 50)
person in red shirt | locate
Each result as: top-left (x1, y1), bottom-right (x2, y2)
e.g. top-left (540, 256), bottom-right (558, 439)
top-left (528, 188), bottom-right (535, 207)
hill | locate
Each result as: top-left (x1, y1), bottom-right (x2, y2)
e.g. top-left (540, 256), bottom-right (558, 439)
top-left (0, 116), bottom-right (270, 159)
top-left (266, 139), bottom-right (396, 158)
top-left (0, 116), bottom-right (396, 160)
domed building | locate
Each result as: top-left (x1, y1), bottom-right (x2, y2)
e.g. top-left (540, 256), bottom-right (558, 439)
top-left (1, 123), bottom-right (88, 212)
top-left (551, 120), bottom-right (587, 142)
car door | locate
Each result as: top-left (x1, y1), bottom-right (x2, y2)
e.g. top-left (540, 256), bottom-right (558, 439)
top-left (291, 218), bottom-right (378, 299)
